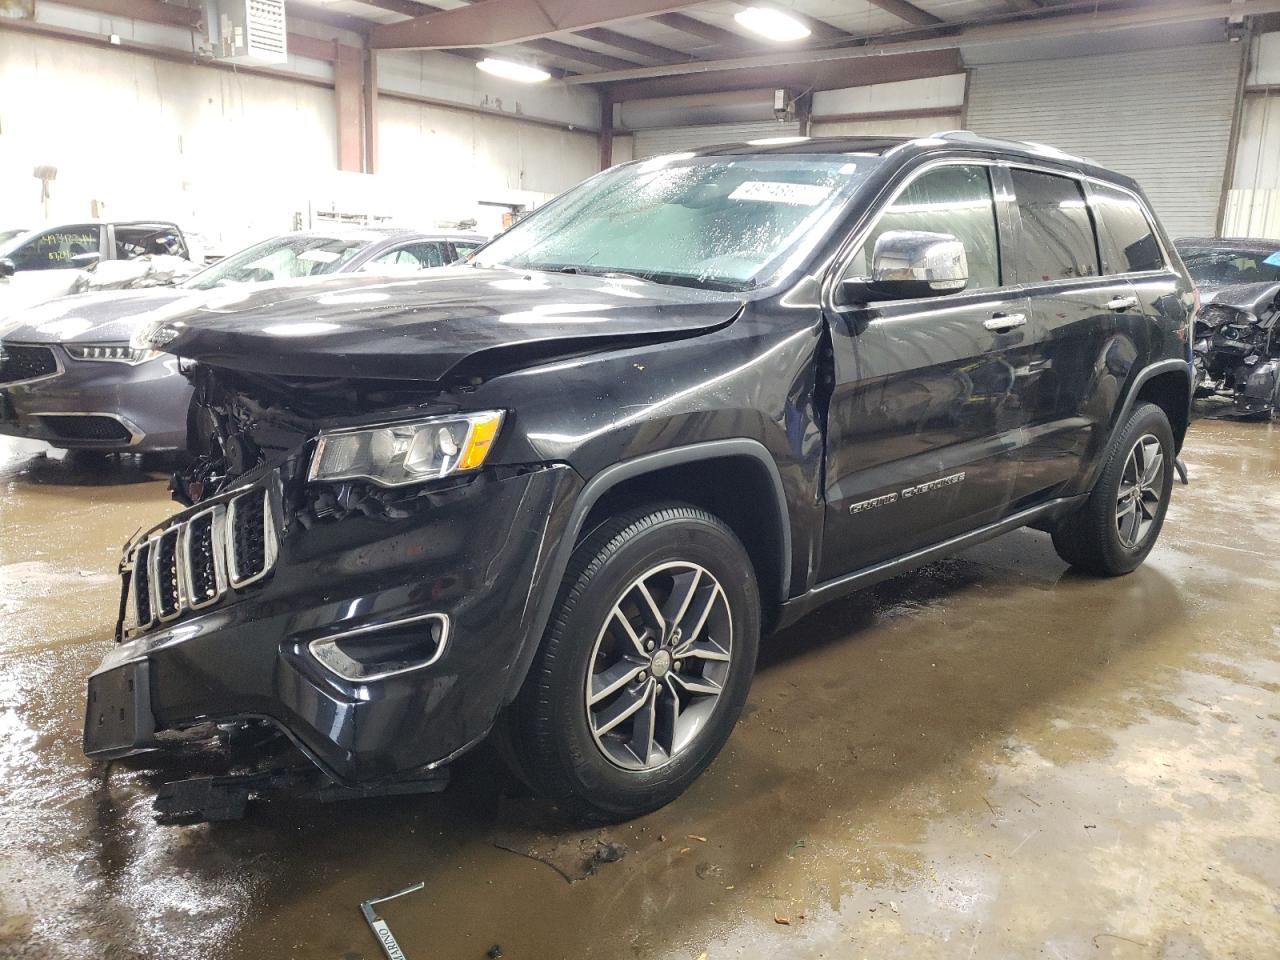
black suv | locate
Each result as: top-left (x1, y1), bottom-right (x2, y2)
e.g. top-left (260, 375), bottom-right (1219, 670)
top-left (84, 133), bottom-right (1194, 822)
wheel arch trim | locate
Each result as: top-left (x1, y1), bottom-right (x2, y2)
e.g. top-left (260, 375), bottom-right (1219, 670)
top-left (501, 438), bottom-right (791, 704)
top-left (1117, 358), bottom-right (1192, 446)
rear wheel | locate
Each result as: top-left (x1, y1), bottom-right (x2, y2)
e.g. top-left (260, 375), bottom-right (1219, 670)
top-left (1051, 401), bottom-right (1174, 576)
top-left (499, 503), bottom-right (760, 822)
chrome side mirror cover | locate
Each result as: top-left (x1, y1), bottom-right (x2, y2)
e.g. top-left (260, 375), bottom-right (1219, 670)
top-left (840, 230), bottom-right (969, 304)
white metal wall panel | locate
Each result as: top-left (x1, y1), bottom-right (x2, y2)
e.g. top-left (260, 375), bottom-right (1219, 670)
top-left (633, 122), bottom-right (802, 159)
top-left (965, 43), bottom-right (1242, 238)
top-left (811, 113), bottom-right (962, 138)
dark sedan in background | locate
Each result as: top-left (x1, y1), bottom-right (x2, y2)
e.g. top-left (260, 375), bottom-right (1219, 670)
top-left (0, 228), bottom-right (485, 453)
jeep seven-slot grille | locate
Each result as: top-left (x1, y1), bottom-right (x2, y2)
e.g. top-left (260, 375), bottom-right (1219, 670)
top-left (156, 529), bottom-right (183, 620)
top-left (183, 508), bottom-right (223, 609)
top-left (229, 488), bottom-right (270, 585)
top-left (0, 344), bottom-right (57, 384)
top-left (133, 541), bottom-right (154, 628)
top-left (122, 487), bottom-right (276, 638)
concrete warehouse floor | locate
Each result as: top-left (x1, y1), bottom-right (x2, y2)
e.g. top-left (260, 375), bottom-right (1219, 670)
top-left (0, 417), bottom-right (1277, 960)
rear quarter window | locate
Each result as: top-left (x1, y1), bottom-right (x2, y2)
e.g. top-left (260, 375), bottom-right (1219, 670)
top-left (1092, 186), bottom-right (1165, 274)
top-left (1009, 169), bottom-right (1100, 283)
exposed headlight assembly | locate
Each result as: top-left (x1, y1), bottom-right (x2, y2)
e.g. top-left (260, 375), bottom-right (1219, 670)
top-left (308, 411), bottom-right (504, 487)
top-left (65, 343), bottom-right (160, 364)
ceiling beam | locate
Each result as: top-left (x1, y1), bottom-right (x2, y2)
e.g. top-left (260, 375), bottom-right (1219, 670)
top-left (1003, 0), bottom-right (1041, 10)
top-left (62, 0), bottom-right (201, 29)
top-left (573, 26), bottom-right (693, 63)
top-left (369, 0), bottom-right (708, 50)
top-left (285, 2), bottom-right (371, 36)
top-left (780, 9), bottom-right (858, 44)
top-left (863, 0), bottom-right (943, 27)
top-left (610, 47), bottom-right (962, 100)
top-left (650, 12), bottom-right (755, 52)
top-left (569, 0), bottom-right (1280, 85)
top-left (355, 0), bottom-right (439, 17)
top-left (523, 38), bottom-right (642, 70)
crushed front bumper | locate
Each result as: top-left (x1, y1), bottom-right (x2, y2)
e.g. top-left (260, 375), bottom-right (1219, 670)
top-left (84, 461), bottom-right (581, 785)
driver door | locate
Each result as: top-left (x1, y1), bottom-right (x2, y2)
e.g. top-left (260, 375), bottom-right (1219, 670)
top-left (818, 162), bottom-right (1036, 580)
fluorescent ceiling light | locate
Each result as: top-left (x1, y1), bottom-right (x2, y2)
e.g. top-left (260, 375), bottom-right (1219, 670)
top-left (734, 7), bottom-right (811, 42)
top-left (476, 58), bottom-right (550, 83)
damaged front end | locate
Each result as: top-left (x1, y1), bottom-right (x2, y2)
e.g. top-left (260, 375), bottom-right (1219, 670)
top-left (87, 360), bottom-right (583, 822)
top-left (1193, 282), bottom-right (1280, 419)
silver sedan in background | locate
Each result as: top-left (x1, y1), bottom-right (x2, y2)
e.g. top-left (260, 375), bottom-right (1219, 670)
top-left (0, 228), bottom-right (485, 453)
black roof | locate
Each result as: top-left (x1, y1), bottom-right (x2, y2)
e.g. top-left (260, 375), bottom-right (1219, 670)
top-left (688, 130), bottom-right (1134, 189)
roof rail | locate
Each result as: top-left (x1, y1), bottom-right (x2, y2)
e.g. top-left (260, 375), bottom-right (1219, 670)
top-left (922, 129), bottom-right (1098, 167)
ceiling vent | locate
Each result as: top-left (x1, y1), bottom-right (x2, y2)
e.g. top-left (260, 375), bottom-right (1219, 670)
top-left (206, 0), bottom-right (287, 66)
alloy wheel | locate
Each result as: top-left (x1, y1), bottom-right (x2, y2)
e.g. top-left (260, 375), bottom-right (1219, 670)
top-left (584, 561), bottom-right (733, 772)
top-left (1116, 433), bottom-right (1165, 549)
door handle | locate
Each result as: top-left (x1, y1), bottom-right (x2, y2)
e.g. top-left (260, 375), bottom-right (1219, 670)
top-left (983, 313), bottom-right (1027, 332)
top-left (1105, 295), bottom-right (1139, 311)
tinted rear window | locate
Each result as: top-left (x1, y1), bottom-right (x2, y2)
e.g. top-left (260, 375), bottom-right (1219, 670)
top-left (1010, 169), bottom-right (1099, 282)
top-left (1093, 186), bottom-right (1164, 273)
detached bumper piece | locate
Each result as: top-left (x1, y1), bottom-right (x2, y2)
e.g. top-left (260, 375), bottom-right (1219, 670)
top-left (153, 765), bottom-right (451, 826)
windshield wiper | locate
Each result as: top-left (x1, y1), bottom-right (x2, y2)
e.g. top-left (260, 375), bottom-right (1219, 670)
top-left (525, 263), bottom-right (745, 292)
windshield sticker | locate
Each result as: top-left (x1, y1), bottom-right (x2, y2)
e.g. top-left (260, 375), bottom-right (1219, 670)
top-left (729, 181), bottom-right (833, 206)
top-left (1264, 251), bottom-right (1280, 267)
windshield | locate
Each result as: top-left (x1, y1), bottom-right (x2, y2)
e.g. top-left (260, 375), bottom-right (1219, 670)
top-left (1180, 248), bottom-right (1280, 290)
top-left (181, 234), bottom-right (372, 290)
top-left (0, 228), bottom-right (28, 250)
top-left (472, 153), bottom-right (878, 290)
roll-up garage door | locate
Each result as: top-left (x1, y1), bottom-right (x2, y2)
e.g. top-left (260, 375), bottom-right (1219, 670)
top-left (633, 121), bottom-right (802, 159)
top-left (965, 43), bottom-right (1242, 238)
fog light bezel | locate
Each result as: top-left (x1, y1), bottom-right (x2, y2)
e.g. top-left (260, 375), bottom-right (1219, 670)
top-left (307, 612), bottom-right (450, 683)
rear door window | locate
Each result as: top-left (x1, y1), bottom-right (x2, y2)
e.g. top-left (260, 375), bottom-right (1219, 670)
top-left (847, 164), bottom-right (1002, 291)
top-left (1091, 186), bottom-right (1165, 274)
top-left (8, 225), bottom-right (101, 271)
top-left (1009, 170), bottom-right (1099, 282)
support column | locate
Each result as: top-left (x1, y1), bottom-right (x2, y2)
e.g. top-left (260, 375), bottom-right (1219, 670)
top-left (335, 42), bottom-right (365, 173)
top-left (363, 48), bottom-right (379, 175)
top-left (599, 88), bottom-right (614, 170)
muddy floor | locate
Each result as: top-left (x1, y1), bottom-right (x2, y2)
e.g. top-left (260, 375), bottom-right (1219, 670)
top-left (1, 418), bottom-right (1278, 960)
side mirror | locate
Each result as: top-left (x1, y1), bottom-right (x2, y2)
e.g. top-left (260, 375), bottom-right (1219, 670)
top-left (70, 252), bottom-right (101, 269)
top-left (0, 258), bottom-right (14, 279)
top-left (840, 230), bottom-right (968, 304)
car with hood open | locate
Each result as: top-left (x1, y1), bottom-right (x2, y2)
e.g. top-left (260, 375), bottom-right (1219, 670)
top-left (81, 133), bottom-right (1195, 824)
top-left (0, 228), bottom-right (485, 453)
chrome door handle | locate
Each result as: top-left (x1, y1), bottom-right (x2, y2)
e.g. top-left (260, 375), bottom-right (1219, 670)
top-left (1105, 295), bottom-right (1139, 311)
top-left (983, 313), bottom-right (1027, 332)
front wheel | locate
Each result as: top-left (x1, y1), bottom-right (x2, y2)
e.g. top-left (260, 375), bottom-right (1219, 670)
top-left (1051, 401), bottom-right (1174, 576)
top-left (498, 502), bottom-right (760, 822)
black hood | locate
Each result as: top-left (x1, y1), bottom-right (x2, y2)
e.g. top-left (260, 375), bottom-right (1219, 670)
top-left (143, 266), bottom-right (744, 382)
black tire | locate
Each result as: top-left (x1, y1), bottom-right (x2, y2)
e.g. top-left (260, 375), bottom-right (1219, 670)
top-left (1051, 401), bottom-right (1174, 576)
top-left (498, 502), bottom-right (760, 822)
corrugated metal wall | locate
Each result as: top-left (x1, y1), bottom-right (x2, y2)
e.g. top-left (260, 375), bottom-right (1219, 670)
top-left (966, 43), bottom-right (1243, 238)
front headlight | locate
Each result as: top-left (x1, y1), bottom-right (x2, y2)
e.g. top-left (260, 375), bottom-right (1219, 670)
top-left (65, 343), bottom-right (160, 364)
top-left (308, 411), bottom-right (504, 487)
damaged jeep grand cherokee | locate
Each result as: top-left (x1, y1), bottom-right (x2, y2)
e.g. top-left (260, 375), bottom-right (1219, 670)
top-left (84, 133), bottom-right (1195, 822)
